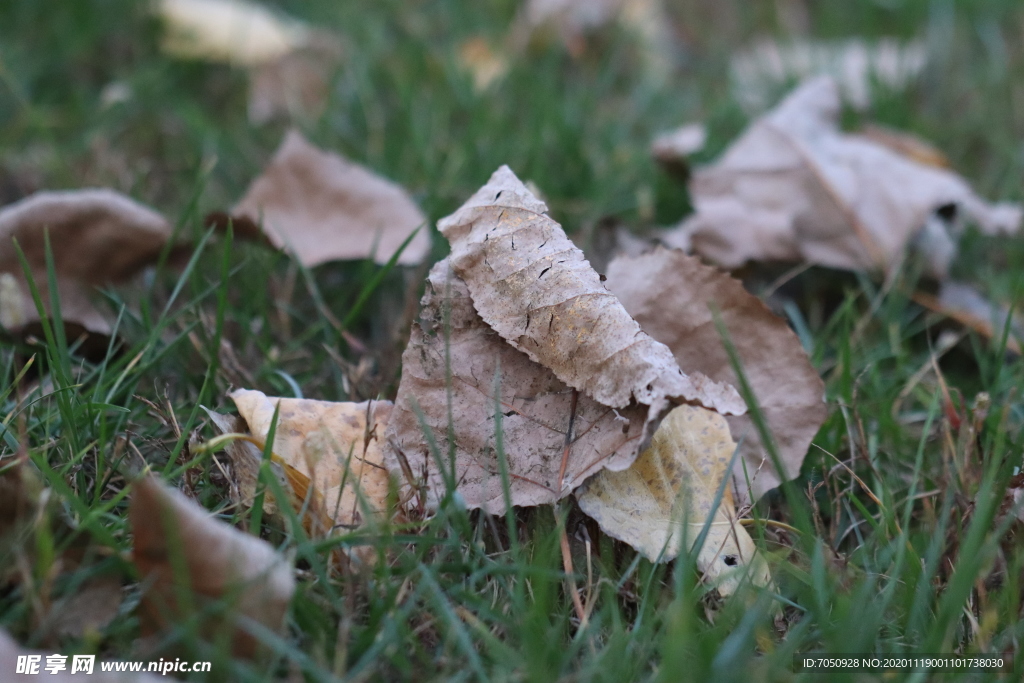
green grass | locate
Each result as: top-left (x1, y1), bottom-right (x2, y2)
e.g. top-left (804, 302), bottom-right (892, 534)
top-left (3, 0), bottom-right (1024, 680)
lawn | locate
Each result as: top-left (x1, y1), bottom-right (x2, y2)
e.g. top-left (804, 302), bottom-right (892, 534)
top-left (2, 0), bottom-right (1024, 681)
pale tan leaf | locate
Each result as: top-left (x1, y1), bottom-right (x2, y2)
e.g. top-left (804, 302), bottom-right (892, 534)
top-left (0, 627), bottom-right (162, 681)
top-left (0, 189), bottom-right (172, 337)
top-left (576, 405), bottom-right (771, 595)
top-left (457, 38), bottom-right (509, 92)
top-left (859, 124), bottom-right (950, 169)
top-left (513, 0), bottom-right (675, 78)
top-left (384, 259), bottom-right (648, 512)
top-left (606, 247), bottom-right (826, 501)
top-left (230, 390), bottom-right (393, 529)
top-left (157, 0), bottom-right (311, 67)
top-left (651, 123), bottom-right (707, 163)
top-left (224, 130), bottom-right (430, 267)
top-left (247, 33), bottom-right (343, 124)
top-left (439, 165), bottom-right (744, 417)
top-left (130, 476), bottom-right (295, 659)
top-left (43, 575), bottom-right (123, 640)
top-left (913, 282), bottom-right (1023, 355)
top-left (203, 408), bottom-right (281, 515)
top-left (664, 77), bottom-right (1022, 279)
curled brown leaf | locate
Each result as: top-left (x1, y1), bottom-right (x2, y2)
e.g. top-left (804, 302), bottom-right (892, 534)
top-left (384, 260), bottom-right (648, 512)
top-left (130, 476), bottom-right (295, 659)
top-left (439, 165), bottom-right (743, 416)
top-left (0, 189), bottom-right (173, 339)
top-left (605, 247), bottom-right (826, 500)
top-left (665, 77), bottom-right (1021, 278)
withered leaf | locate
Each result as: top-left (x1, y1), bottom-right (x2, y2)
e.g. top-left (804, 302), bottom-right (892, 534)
top-left (605, 247), bottom-right (826, 500)
top-left (577, 405), bottom-right (771, 595)
top-left (384, 259), bottom-right (648, 512)
top-left (203, 407), bottom-right (283, 515)
top-left (439, 165), bottom-right (744, 417)
top-left (457, 38), bottom-right (509, 92)
top-left (651, 122), bottom-right (707, 179)
top-left (247, 34), bottom-right (343, 124)
top-left (204, 407), bottom-right (338, 541)
top-left (230, 389), bottom-right (393, 529)
top-left (512, 0), bottom-right (674, 79)
top-left (157, 0), bottom-right (311, 67)
top-left (220, 130), bottom-right (429, 267)
top-left (130, 476), bottom-right (295, 659)
top-left (0, 189), bottom-right (173, 338)
top-left (913, 282), bottom-right (1023, 355)
top-left (0, 627), bottom-right (162, 682)
top-left (664, 77), bottom-right (1021, 278)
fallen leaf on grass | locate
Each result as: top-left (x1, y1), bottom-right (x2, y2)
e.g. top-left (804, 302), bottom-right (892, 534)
top-left (513, 0), bottom-right (675, 78)
top-left (0, 189), bottom-right (174, 340)
top-left (439, 165), bottom-right (743, 416)
top-left (0, 627), bottom-right (161, 682)
top-left (42, 574), bottom-right (124, 641)
top-left (229, 389), bottom-right (393, 529)
top-left (387, 168), bottom-right (744, 513)
top-left (158, 0), bottom-right (343, 123)
top-left (203, 407), bottom-right (341, 544)
top-left (651, 123), bottom-right (707, 179)
top-left (731, 38), bottom-right (927, 112)
top-left (212, 131), bottom-right (430, 267)
top-left (203, 408), bottom-right (283, 516)
top-left (385, 260), bottom-right (649, 512)
top-left (605, 247), bottom-right (826, 501)
top-left (158, 0), bottom-right (311, 67)
top-left (457, 38), bottom-right (509, 92)
top-left (247, 33), bottom-right (343, 124)
top-left (664, 77), bottom-right (1021, 278)
top-left (913, 282), bottom-right (1023, 355)
top-left (577, 404), bottom-right (771, 595)
top-left (859, 125), bottom-right (950, 169)
top-left (130, 476), bottom-right (295, 659)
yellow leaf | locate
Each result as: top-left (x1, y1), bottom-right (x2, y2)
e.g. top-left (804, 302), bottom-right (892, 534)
top-left (577, 405), bottom-right (771, 595)
top-left (230, 390), bottom-right (393, 531)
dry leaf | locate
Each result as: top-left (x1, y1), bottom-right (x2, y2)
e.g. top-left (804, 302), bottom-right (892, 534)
top-left (247, 33), bottom-right (343, 124)
top-left (605, 247), bottom-right (826, 501)
top-left (514, 0), bottom-right (626, 53)
top-left (130, 476), bottom-right (295, 659)
top-left (731, 38), bottom-right (927, 112)
top-left (229, 389), bottom-right (393, 530)
top-left (513, 0), bottom-right (675, 78)
top-left (384, 259), bottom-right (649, 512)
top-left (860, 124), bottom-right (950, 169)
top-left (203, 407), bottom-right (341, 543)
top-left (913, 282), bottom-right (1023, 354)
top-left (157, 0), bottom-right (311, 67)
top-left (43, 575), bottom-right (123, 640)
top-left (577, 405), bottom-right (771, 595)
top-left (457, 38), bottom-right (509, 92)
top-left (663, 77), bottom-right (1022, 278)
top-left (0, 189), bottom-right (173, 338)
top-left (651, 123), bottom-right (707, 165)
top-left (203, 408), bottom-right (282, 515)
top-left (438, 165), bottom-right (744, 417)
top-left (217, 130), bottom-right (430, 267)
top-left (0, 627), bottom-right (161, 682)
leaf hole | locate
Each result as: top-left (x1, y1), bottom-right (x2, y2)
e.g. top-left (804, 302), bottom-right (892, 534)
top-left (723, 555), bottom-right (738, 567)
